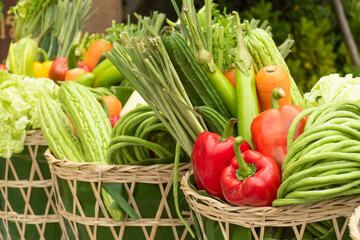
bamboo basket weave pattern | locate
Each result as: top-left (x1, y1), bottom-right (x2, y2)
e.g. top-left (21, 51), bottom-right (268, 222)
top-left (45, 149), bottom-right (194, 240)
top-left (0, 130), bottom-right (63, 240)
top-left (349, 206), bottom-right (360, 240)
top-left (181, 170), bottom-right (360, 240)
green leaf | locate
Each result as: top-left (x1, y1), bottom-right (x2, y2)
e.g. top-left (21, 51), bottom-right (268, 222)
top-left (102, 182), bottom-right (140, 220)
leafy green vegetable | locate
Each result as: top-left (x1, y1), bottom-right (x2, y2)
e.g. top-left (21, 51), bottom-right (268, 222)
top-left (9, 0), bottom-right (95, 60)
top-left (0, 71), bottom-right (58, 158)
top-left (105, 11), bottom-right (166, 43)
top-left (304, 73), bottom-right (360, 107)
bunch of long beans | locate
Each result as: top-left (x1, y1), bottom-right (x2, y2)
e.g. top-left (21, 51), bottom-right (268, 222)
top-left (273, 100), bottom-right (360, 206)
top-left (107, 105), bottom-right (175, 165)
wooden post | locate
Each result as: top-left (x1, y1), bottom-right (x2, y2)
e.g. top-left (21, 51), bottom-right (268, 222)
top-left (84, 0), bottom-right (123, 34)
top-left (332, 0), bottom-right (360, 68)
top-left (0, 0), bottom-right (17, 63)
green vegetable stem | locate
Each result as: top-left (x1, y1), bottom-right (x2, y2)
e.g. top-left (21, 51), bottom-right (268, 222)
top-left (234, 13), bottom-right (259, 146)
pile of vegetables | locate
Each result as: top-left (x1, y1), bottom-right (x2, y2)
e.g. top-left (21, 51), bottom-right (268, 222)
top-left (3, 0), bottom-right (360, 239)
top-left (103, 0), bottom-right (360, 238)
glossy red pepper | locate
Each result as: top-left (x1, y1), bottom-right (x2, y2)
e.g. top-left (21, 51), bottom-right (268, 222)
top-left (77, 61), bottom-right (91, 72)
top-left (0, 64), bottom-right (7, 71)
top-left (48, 57), bottom-right (68, 81)
top-left (191, 119), bottom-right (252, 200)
top-left (251, 88), bottom-right (307, 169)
top-left (220, 137), bottom-right (281, 206)
top-left (48, 43), bottom-right (91, 82)
top-left (48, 58), bottom-right (91, 82)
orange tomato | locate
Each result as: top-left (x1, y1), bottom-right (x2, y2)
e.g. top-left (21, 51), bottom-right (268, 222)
top-left (255, 65), bottom-right (291, 112)
top-left (64, 68), bottom-right (88, 81)
top-left (102, 95), bottom-right (122, 118)
top-left (223, 68), bottom-right (236, 88)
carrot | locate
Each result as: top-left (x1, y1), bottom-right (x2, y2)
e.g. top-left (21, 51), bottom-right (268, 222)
top-left (255, 65), bottom-right (291, 112)
top-left (83, 39), bottom-right (113, 71)
top-left (223, 68), bottom-right (236, 88)
top-left (102, 95), bottom-right (122, 118)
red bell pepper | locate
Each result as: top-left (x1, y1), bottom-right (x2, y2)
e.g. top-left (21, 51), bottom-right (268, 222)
top-left (0, 64), bottom-right (7, 71)
top-left (48, 44), bottom-right (91, 82)
top-left (220, 137), bottom-right (281, 206)
top-left (251, 88), bottom-right (307, 169)
top-left (191, 119), bottom-right (252, 200)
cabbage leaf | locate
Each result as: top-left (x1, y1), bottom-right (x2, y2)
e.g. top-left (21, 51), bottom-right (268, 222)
top-left (0, 71), bottom-right (58, 158)
top-left (304, 73), bottom-right (360, 108)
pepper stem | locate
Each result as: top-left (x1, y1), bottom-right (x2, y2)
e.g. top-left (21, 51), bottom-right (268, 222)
top-left (234, 137), bottom-right (256, 180)
top-left (37, 48), bottom-right (49, 62)
top-left (67, 43), bottom-right (80, 70)
top-left (219, 118), bottom-right (238, 142)
top-left (271, 87), bottom-right (286, 109)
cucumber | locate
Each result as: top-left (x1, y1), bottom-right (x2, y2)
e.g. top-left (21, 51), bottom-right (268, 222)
top-left (162, 31), bottom-right (231, 120)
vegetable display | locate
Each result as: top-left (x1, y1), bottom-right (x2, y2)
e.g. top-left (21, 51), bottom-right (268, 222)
top-left (4, 0), bottom-right (360, 239)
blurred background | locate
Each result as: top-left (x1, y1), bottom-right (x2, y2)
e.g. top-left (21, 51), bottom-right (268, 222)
top-left (1, 0), bottom-right (359, 93)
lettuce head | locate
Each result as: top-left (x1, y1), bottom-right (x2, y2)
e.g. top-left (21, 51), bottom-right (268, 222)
top-left (304, 74), bottom-right (360, 108)
top-left (0, 71), bottom-right (58, 158)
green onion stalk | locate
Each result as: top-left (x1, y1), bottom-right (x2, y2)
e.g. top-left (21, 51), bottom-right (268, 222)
top-left (106, 27), bottom-right (205, 158)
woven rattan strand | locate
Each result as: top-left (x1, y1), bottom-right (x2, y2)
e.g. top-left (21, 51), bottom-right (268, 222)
top-left (181, 170), bottom-right (360, 240)
top-left (45, 149), bottom-right (193, 240)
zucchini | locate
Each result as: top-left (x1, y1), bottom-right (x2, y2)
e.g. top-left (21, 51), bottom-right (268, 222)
top-left (244, 28), bottom-right (305, 108)
top-left (58, 81), bottom-right (111, 163)
top-left (162, 31), bottom-right (232, 120)
top-left (39, 96), bottom-right (85, 163)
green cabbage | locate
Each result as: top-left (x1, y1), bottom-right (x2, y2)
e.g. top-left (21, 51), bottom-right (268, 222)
top-left (304, 74), bottom-right (360, 108)
top-left (0, 71), bottom-right (58, 158)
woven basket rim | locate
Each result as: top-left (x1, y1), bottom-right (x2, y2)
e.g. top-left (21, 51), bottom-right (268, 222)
top-left (181, 170), bottom-right (360, 227)
top-left (349, 206), bottom-right (360, 240)
top-left (46, 150), bottom-right (193, 239)
top-left (24, 130), bottom-right (47, 146)
top-left (44, 148), bottom-right (191, 183)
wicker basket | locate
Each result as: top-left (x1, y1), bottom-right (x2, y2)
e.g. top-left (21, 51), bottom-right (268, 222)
top-left (0, 131), bottom-right (63, 240)
top-left (181, 170), bottom-right (360, 240)
top-left (349, 206), bottom-right (360, 240)
top-left (45, 149), bottom-right (194, 240)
